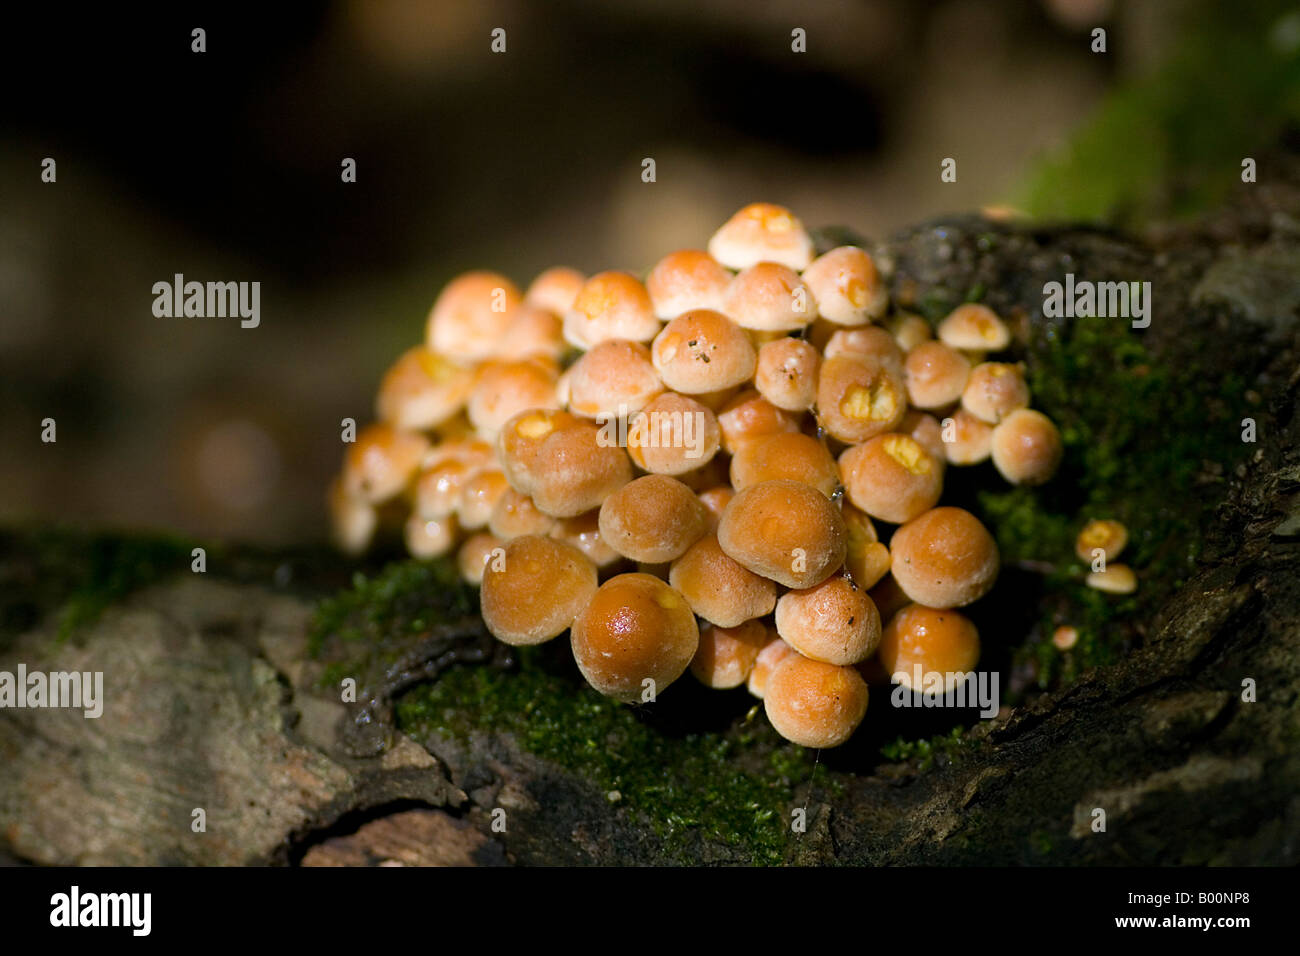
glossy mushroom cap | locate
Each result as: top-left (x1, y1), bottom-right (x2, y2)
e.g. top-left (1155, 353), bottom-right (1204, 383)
top-left (497, 408), bottom-right (582, 495)
top-left (877, 603), bottom-right (980, 692)
top-left (775, 573), bottom-right (882, 665)
top-left (990, 409), bottom-right (1063, 485)
top-left (426, 270), bottom-right (521, 362)
top-left (730, 432), bottom-right (838, 497)
top-left (901, 409), bottom-right (947, 463)
top-left (529, 418), bottom-right (634, 518)
top-left (598, 474), bottom-right (709, 563)
top-left (904, 341), bottom-right (972, 410)
top-left (746, 636), bottom-right (797, 698)
top-left (697, 485), bottom-right (735, 531)
top-left (566, 340), bottom-right (663, 419)
top-left (937, 303), bottom-right (1011, 352)
top-left (889, 506), bottom-right (999, 608)
top-left (489, 488), bottom-right (556, 539)
top-left (376, 346), bottom-right (475, 431)
top-left (669, 532), bottom-right (777, 627)
top-left (481, 535), bottom-right (598, 645)
top-left (941, 409), bottom-right (994, 465)
top-left (754, 336), bottom-right (821, 411)
top-left (1087, 564), bottom-right (1138, 594)
top-left (342, 424), bottom-right (431, 504)
top-left (716, 389), bottom-right (802, 454)
top-left (626, 392), bottom-right (721, 475)
top-left (328, 478), bottom-right (377, 556)
top-left (571, 573), bottom-right (700, 703)
top-left (404, 512), bottom-right (458, 560)
top-left (708, 202), bottom-right (814, 271)
top-left (564, 270), bottom-right (660, 349)
top-left (723, 263), bottom-right (817, 333)
top-left (822, 326), bottom-right (905, 376)
top-left (764, 654), bottom-right (869, 748)
top-left (800, 246), bottom-right (887, 325)
top-left (457, 468), bottom-right (510, 530)
top-left (690, 619), bottom-right (769, 689)
top-left (457, 532), bottom-right (503, 585)
top-left (548, 509), bottom-right (622, 569)
top-left (717, 479), bottom-right (847, 589)
top-left (498, 304), bottom-right (566, 362)
top-left (525, 266), bottom-right (585, 316)
top-left (962, 362), bottom-right (1030, 424)
top-left (646, 249), bottom-right (732, 319)
top-left (1075, 519), bottom-right (1129, 563)
top-left (651, 309), bottom-right (757, 393)
top-left (839, 433), bottom-right (943, 524)
top-left (467, 359), bottom-right (560, 439)
top-left (816, 354), bottom-right (907, 444)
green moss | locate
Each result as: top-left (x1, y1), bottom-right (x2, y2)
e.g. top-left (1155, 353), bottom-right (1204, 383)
top-left (395, 649), bottom-right (823, 864)
top-left (880, 725), bottom-right (972, 770)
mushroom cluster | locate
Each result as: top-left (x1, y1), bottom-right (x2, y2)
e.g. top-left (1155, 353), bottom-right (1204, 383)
top-left (329, 202), bottom-right (1066, 749)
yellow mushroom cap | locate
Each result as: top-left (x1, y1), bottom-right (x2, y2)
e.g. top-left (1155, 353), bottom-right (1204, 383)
top-left (566, 339), bottom-right (664, 419)
top-left (937, 303), bottom-right (1010, 352)
top-left (717, 479), bottom-right (847, 589)
top-left (627, 392), bottom-right (721, 476)
top-left (841, 502), bottom-right (892, 590)
top-left (651, 309), bottom-right (757, 394)
top-left (747, 635), bottom-right (797, 698)
top-left (598, 474), bottom-right (709, 563)
top-left (467, 359), bottom-right (561, 439)
top-left (645, 249), bottom-right (732, 319)
top-left (497, 304), bottom-right (566, 362)
top-left (723, 262), bottom-right (817, 332)
top-left (904, 341), bottom-right (972, 410)
top-left (481, 535), bottom-right (598, 645)
top-left (457, 468), bottom-right (510, 531)
top-left (343, 424), bottom-right (431, 504)
top-left (764, 654), bottom-right (869, 748)
top-left (815, 354), bottom-right (907, 444)
top-left (707, 202), bottom-right (814, 272)
top-left (489, 488), bottom-right (556, 540)
top-left (889, 506), bottom-right (999, 608)
top-left (800, 246), bottom-right (888, 325)
top-left (548, 508), bottom-right (622, 570)
top-left (775, 572), bottom-right (882, 665)
top-left (457, 532), bottom-right (503, 585)
top-left (375, 346), bottom-right (475, 431)
top-left (426, 270), bottom-right (521, 362)
top-left (525, 266), bottom-right (586, 316)
top-left (941, 408), bottom-right (994, 465)
top-left (839, 433), bottom-right (943, 525)
top-left (754, 336), bottom-right (822, 412)
top-left (669, 531), bottom-right (777, 627)
top-left (497, 408), bottom-right (582, 495)
top-left (1075, 518), bottom-right (1129, 563)
top-left (990, 408), bottom-right (1063, 485)
top-left (716, 389), bottom-right (803, 454)
top-left (328, 477), bottom-right (378, 556)
top-left (571, 573), bottom-right (700, 703)
top-left (404, 512), bottom-right (458, 560)
top-left (730, 431), bottom-right (838, 497)
top-left (877, 603), bottom-right (980, 692)
top-left (690, 619), bottom-right (770, 690)
top-left (564, 270), bottom-right (660, 349)
top-left (412, 458), bottom-right (473, 520)
top-left (1087, 564), bottom-right (1138, 594)
top-left (961, 362), bottom-right (1030, 424)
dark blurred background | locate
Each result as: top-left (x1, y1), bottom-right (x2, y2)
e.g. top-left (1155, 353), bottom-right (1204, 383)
top-left (0, 0), bottom-right (1278, 545)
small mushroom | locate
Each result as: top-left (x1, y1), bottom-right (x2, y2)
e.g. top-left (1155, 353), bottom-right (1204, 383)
top-left (775, 572), bottom-right (882, 665)
top-left (626, 392), bottom-right (721, 475)
top-left (571, 573), bottom-right (699, 703)
top-left (941, 408), bottom-right (994, 465)
top-left (426, 270), bottom-right (521, 362)
top-left (497, 408), bottom-right (581, 495)
top-left (799, 246), bottom-right (887, 325)
top-left (889, 506), bottom-right (999, 608)
top-left (990, 408), bottom-right (1063, 485)
top-left (723, 263), bottom-right (817, 333)
top-left (815, 354), bottom-right (907, 444)
top-left (457, 532), bottom-right (504, 585)
top-left (467, 359), bottom-right (561, 439)
top-left (651, 309), bottom-right (757, 393)
top-left (646, 249), bottom-right (732, 319)
top-left (342, 424), bottom-right (431, 504)
top-left (904, 341), bottom-right (972, 410)
top-left (489, 487), bottom-right (556, 539)
top-left (746, 635), bottom-right (796, 698)
top-left (936, 303), bottom-right (1010, 352)
top-left (1052, 625), bottom-right (1079, 650)
top-left (730, 431), bottom-right (838, 497)
top-left (375, 346), bottom-right (475, 431)
top-left (886, 313), bottom-right (933, 352)
top-left (564, 270), bottom-right (660, 350)
top-left (1086, 564), bottom-right (1138, 594)
top-left (716, 388), bottom-right (802, 454)
top-left (457, 468), bottom-right (510, 530)
top-left (412, 457), bottom-right (474, 520)
top-left (707, 202), bottom-right (814, 271)
top-left (841, 503), bottom-right (892, 590)
top-left (764, 654), bottom-right (869, 748)
top-left (566, 339), bottom-right (664, 419)
top-left (523, 417), bottom-right (634, 517)
top-left (839, 433), bottom-right (943, 524)
top-left (961, 362), bottom-right (1030, 424)
top-left (822, 326), bottom-right (905, 376)
top-left (498, 304), bottom-right (566, 362)
top-left (668, 531), bottom-right (777, 627)
top-left (754, 336), bottom-right (821, 412)
top-left (690, 619), bottom-right (770, 690)
top-left (877, 603), bottom-right (980, 692)
top-left (901, 409), bottom-right (947, 464)
top-left (481, 535), bottom-right (598, 645)
top-left (548, 508), bottom-right (622, 570)
top-left (1075, 518), bottom-right (1128, 563)
top-left (404, 512), bottom-right (458, 560)
top-left (328, 478), bottom-right (378, 556)
top-left (598, 474), bottom-right (709, 563)
top-left (524, 266), bottom-right (586, 316)
top-left (717, 479), bottom-right (847, 589)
